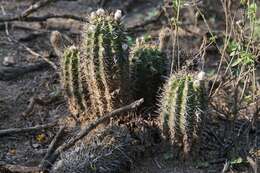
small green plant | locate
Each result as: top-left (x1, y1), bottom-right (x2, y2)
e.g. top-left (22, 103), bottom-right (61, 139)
top-left (247, 2), bottom-right (257, 21)
top-left (130, 40), bottom-right (168, 108)
top-left (254, 19), bottom-right (260, 39)
top-left (227, 40), bottom-right (255, 68)
top-left (159, 71), bottom-right (207, 155)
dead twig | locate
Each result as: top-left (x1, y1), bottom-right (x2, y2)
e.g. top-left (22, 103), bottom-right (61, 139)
top-left (247, 156), bottom-right (258, 173)
top-left (0, 0), bottom-right (58, 22)
top-left (1, 4), bottom-right (57, 70)
top-left (221, 160), bottom-right (230, 173)
top-left (47, 99), bottom-right (144, 168)
top-left (7, 35), bottom-right (57, 70)
top-left (1, 14), bottom-right (87, 23)
top-left (22, 94), bottom-right (61, 117)
top-left (0, 163), bottom-right (41, 173)
top-left (39, 126), bottom-right (65, 171)
top-left (0, 122), bottom-right (57, 136)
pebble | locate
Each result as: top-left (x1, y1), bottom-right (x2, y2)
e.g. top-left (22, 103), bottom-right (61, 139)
top-left (3, 56), bottom-right (15, 66)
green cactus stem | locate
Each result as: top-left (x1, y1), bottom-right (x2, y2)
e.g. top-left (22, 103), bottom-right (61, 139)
top-left (131, 41), bottom-right (167, 109)
top-left (61, 46), bottom-right (87, 116)
top-left (159, 72), bottom-right (207, 154)
top-left (81, 9), bottom-right (130, 117)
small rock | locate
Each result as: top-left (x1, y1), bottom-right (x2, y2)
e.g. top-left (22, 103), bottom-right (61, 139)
top-left (32, 143), bottom-right (40, 148)
top-left (3, 56), bottom-right (15, 66)
top-left (197, 71), bottom-right (206, 81)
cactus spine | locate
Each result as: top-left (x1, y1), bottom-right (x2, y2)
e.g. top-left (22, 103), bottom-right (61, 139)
top-left (131, 41), bottom-right (167, 108)
top-left (81, 9), bottom-right (129, 117)
top-left (159, 72), bottom-right (206, 154)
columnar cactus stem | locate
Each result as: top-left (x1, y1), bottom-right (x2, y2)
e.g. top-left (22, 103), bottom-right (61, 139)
top-left (81, 9), bottom-right (129, 117)
top-left (58, 9), bottom-right (129, 120)
top-left (130, 41), bottom-right (167, 108)
top-left (159, 72), bottom-right (207, 155)
top-left (62, 46), bottom-right (87, 116)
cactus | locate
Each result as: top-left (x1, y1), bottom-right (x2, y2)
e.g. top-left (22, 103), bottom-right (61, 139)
top-left (159, 72), bottom-right (207, 155)
top-left (61, 46), bottom-right (87, 116)
top-left (81, 9), bottom-right (129, 117)
top-left (58, 9), bottom-right (129, 119)
top-left (130, 40), bottom-right (168, 108)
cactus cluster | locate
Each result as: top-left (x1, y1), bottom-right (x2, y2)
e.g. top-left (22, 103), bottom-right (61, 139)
top-left (81, 9), bottom-right (129, 117)
top-left (130, 40), bottom-right (168, 108)
top-left (59, 9), bottom-right (129, 119)
top-left (159, 72), bottom-right (207, 154)
top-left (59, 9), bottom-right (207, 155)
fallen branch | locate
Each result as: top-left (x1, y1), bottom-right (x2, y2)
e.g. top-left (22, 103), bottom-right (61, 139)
top-left (1, 2), bottom-right (57, 70)
top-left (0, 0), bottom-right (58, 22)
top-left (0, 163), bottom-right (41, 173)
top-left (22, 93), bottom-right (61, 117)
top-left (1, 14), bottom-right (87, 23)
top-left (0, 61), bottom-right (50, 81)
top-left (39, 126), bottom-right (65, 170)
top-left (47, 98), bottom-right (144, 168)
top-left (7, 35), bottom-right (57, 70)
top-left (0, 122), bottom-right (57, 136)
top-left (247, 156), bottom-right (258, 173)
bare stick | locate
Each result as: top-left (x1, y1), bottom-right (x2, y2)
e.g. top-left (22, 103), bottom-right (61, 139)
top-left (221, 160), bottom-right (230, 173)
top-left (39, 126), bottom-right (65, 170)
top-left (0, 0), bottom-right (58, 22)
top-left (22, 94), bottom-right (61, 116)
top-left (0, 163), bottom-right (41, 173)
top-left (1, 4), bottom-right (57, 70)
top-left (1, 14), bottom-right (87, 23)
top-left (247, 156), bottom-right (258, 173)
top-left (0, 122), bottom-right (57, 136)
top-left (47, 99), bottom-right (144, 166)
top-left (22, 0), bottom-right (57, 18)
top-left (8, 35), bottom-right (57, 70)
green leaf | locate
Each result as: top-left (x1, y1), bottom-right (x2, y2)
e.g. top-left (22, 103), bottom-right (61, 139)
top-left (126, 36), bottom-right (134, 46)
top-left (230, 157), bottom-right (243, 165)
top-left (248, 3), bottom-right (257, 20)
top-left (206, 69), bottom-right (216, 77)
top-left (195, 161), bottom-right (209, 168)
top-left (231, 58), bottom-right (243, 67)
